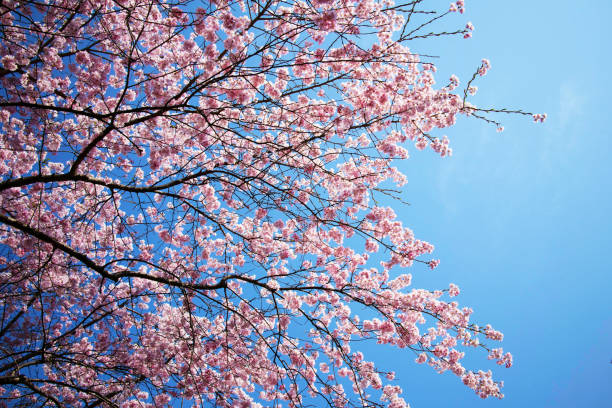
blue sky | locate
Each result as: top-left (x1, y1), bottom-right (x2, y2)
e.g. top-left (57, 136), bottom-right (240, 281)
top-left (376, 0), bottom-right (612, 406)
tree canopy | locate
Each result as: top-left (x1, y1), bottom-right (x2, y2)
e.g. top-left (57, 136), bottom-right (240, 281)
top-left (0, 0), bottom-right (541, 406)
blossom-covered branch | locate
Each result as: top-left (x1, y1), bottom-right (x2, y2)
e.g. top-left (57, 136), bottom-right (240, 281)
top-left (0, 0), bottom-right (537, 406)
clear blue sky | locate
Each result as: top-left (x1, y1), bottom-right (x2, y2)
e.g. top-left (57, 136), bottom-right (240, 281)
top-left (376, 0), bottom-right (612, 406)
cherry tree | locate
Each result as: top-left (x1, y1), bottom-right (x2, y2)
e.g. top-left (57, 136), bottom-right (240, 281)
top-left (0, 0), bottom-right (543, 406)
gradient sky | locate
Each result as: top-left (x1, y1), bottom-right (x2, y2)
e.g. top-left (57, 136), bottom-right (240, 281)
top-left (373, 1), bottom-right (612, 407)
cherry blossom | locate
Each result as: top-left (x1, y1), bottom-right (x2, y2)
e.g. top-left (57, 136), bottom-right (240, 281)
top-left (0, 0), bottom-right (543, 406)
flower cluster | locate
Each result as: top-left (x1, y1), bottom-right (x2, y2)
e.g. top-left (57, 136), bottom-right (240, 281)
top-left (0, 0), bottom-right (519, 406)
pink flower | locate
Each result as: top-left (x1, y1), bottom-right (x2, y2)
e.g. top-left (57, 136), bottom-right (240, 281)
top-left (365, 239), bottom-right (379, 252)
top-left (255, 208), bottom-right (267, 219)
top-left (533, 113), bottom-right (547, 122)
top-left (1, 55), bottom-right (17, 71)
top-left (479, 58), bottom-right (491, 76)
top-left (416, 353), bottom-right (428, 364)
